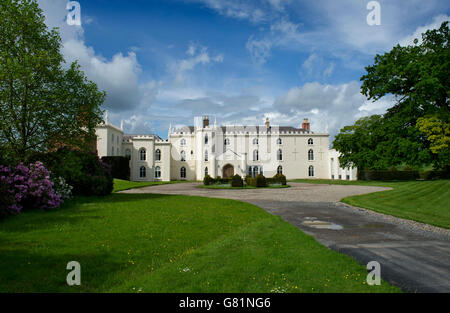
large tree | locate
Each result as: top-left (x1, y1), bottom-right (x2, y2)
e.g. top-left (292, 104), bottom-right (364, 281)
top-left (0, 0), bottom-right (105, 160)
top-left (334, 22), bottom-right (449, 170)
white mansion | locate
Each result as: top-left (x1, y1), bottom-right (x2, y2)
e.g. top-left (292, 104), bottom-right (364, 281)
top-left (95, 116), bottom-right (356, 182)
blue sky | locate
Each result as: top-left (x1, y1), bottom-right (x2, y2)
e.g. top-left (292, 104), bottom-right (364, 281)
top-left (37, 0), bottom-right (449, 141)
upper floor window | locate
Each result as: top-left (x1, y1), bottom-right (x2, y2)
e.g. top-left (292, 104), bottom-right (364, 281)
top-left (139, 148), bottom-right (146, 161)
top-left (180, 150), bottom-right (186, 162)
top-left (155, 149), bottom-right (161, 161)
top-left (308, 138), bottom-right (314, 145)
top-left (277, 149), bottom-right (283, 161)
top-left (139, 166), bottom-right (146, 178)
top-left (180, 167), bottom-right (186, 179)
top-left (253, 150), bottom-right (259, 161)
top-left (308, 149), bottom-right (314, 161)
top-left (204, 150), bottom-right (209, 162)
top-left (308, 165), bottom-right (314, 177)
top-left (155, 166), bottom-right (161, 179)
top-left (125, 149), bottom-right (131, 160)
top-left (253, 138), bottom-right (259, 145)
top-left (277, 138), bottom-right (282, 145)
top-left (180, 138), bottom-right (186, 146)
top-left (224, 138), bottom-right (230, 146)
top-left (111, 134), bottom-right (114, 142)
top-left (205, 134), bottom-right (209, 145)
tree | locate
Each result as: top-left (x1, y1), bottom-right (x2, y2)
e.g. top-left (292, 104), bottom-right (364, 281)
top-left (334, 22), bottom-right (449, 170)
top-left (0, 0), bottom-right (105, 161)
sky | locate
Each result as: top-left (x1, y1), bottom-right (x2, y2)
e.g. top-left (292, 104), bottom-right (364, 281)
top-left (36, 0), bottom-right (449, 142)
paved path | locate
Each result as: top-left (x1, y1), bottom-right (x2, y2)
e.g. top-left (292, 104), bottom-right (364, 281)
top-left (120, 182), bottom-right (450, 293)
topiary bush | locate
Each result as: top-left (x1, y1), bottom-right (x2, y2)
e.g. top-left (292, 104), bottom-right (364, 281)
top-left (203, 174), bottom-right (214, 186)
top-left (271, 174), bottom-right (287, 185)
top-left (254, 174), bottom-right (267, 187)
top-left (27, 147), bottom-right (113, 196)
top-left (231, 174), bottom-right (244, 187)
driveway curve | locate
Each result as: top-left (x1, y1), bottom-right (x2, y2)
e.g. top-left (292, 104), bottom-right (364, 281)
top-left (119, 182), bottom-right (450, 293)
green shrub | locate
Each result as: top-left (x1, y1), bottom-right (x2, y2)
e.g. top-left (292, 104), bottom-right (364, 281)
top-left (0, 179), bottom-right (14, 219)
top-left (358, 170), bottom-right (419, 181)
top-left (255, 174), bottom-right (267, 187)
top-left (245, 175), bottom-right (252, 186)
top-left (101, 156), bottom-right (130, 180)
top-left (231, 174), bottom-right (244, 187)
top-left (271, 174), bottom-right (287, 185)
top-left (420, 170), bottom-right (450, 180)
top-left (27, 147), bottom-right (113, 196)
top-left (203, 174), bottom-right (214, 186)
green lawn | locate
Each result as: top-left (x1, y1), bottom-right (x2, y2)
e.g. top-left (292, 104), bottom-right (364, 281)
top-left (291, 179), bottom-right (450, 229)
top-left (0, 193), bottom-right (399, 293)
top-left (198, 184), bottom-right (291, 189)
top-left (113, 179), bottom-right (190, 192)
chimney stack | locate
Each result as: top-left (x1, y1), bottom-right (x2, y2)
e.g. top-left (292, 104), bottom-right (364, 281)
top-left (265, 117), bottom-right (270, 129)
top-left (302, 118), bottom-right (310, 131)
top-left (203, 116), bottom-right (210, 128)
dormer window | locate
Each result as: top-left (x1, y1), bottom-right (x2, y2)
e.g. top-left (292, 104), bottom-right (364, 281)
top-left (253, 138), bottom-right (259, 145)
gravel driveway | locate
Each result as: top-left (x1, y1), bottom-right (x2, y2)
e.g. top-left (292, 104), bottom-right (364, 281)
top-left (119, 182), bottom-right (450, 293)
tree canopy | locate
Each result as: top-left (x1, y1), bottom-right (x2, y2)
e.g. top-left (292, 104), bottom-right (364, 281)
top-left (0, 0), bottom-right (105, 161)
top-left (334, 22), bottom-right (450, 171)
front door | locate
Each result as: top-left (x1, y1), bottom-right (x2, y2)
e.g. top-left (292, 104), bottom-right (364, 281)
top-left (222, 164), bottom-right (234, 178)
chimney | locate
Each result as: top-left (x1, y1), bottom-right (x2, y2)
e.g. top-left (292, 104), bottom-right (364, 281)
top-left (265, 117), bottom-right (270, 129)
top-left (203, 116), bottom-right (210, 128)
top-left (302, 118), bottom-right (310, 131)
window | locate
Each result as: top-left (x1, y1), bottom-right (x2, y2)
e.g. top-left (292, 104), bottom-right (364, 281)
top-left (253, 138), bottom-right (259, 145)
top-left (155, 166), bottom-right (161, 179)
top-left (331, 175), bottom-right (335, 180)
top-left (205, 134), bottom-right (208, 145)
top-left (139, 148), bottom-right (146, 161)
top-left (277, 149), bottom-right (283, 161)
top-left (180, 167), bottom-right (186, 179)
top-left (180, 150), bottom-right (186, 162)
top-left (308, 138), bottom-right (314, 145)
top-left (277, 166), bottom-right (283, 175)
top-left (117, 148), bottom-right (119, 156)
top-left (346, 175), bottom-right (350, 180)
top-left (140, 166), bottom-right (146, 178)
top-left (277, 138), bottom-right (282, 145)
top-left (111, 134), bottom-right (114, 142)
top-left (224, 138), bottom-right (230, 145)
top-left (205, 167), bottom-right (208, 176)
top-left (111, 147), bottom-right (114, 156)
top-left (253, 150), bottom-right (259, 161)
top-left (308, 165), bottom-right (314, 177)
top-left (180, 138), bottom-right (186, 146)
top-left (204, 150), bottom-right (208, 161)
top-left (125, 149), bottom-right (131, 160)
top-left (117, 136), bottom-right (119, 145)
top-left (155, 149), bottom-right (161, 161)
top-left (249, 166), bottom-right (259, 178)
top-left (308, 149), bottom-right (314, 161)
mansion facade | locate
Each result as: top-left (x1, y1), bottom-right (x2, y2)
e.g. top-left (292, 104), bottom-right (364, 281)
top-left (95, 116), bottom-right (357, 182)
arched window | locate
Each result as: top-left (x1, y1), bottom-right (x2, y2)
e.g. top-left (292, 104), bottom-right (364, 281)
top-left (253, 150), bottom-right (259, 161)
top-left (224, 138), bottom-right (230, 145)
top-left (308, 149), bottom-right (314, 161)
top-left (205, 134), bottom-right (209, 145)
top-left (139, 148), bottom-right (146, 161)
top-left (180, 138), bottom-right (186, 146)
top-left (180, 150), bottom-right (186, 162)
top-left (155, 166), bottom-right (161, 179)
top-left (180, 167), bottom-right (186, 179)
top-left (277, 149), bottom-right (283, 161)
top-left (253, 138), bottom-right (259, 145)
top-left (277, 166), bottom-right (283, 175)
top-left (205, 167), bottom-right (208, 176)
top-left (308, 138), bottom-right (314, 145)
top-left (139, 166), bottom-right (146, 178)
top-left (111, 134), bottom-right (114, 142)
top-left (248, 166), bottom-right (259, 178)
top-left (204, 150), bottom-right (208, 161)
top-left (111, 147), bottom-right (114, 156)
top-left (125, 149), bottom-right (131, 160)
top-left (155, 149), bottom-right (161, 161)
top-left (308, 165), bottom-right (314, 177)
top-left (277, 138), bottom-right (282, 145)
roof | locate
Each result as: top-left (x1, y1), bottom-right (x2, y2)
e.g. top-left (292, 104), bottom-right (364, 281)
top-left (172, 125), bottom-right (310, 134)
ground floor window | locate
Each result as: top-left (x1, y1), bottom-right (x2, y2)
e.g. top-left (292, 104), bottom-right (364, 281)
top-left (308, 165), bottom-right (314, 177)
top-left (180, 167), bottom-right (186, 179)
top-left (277, 165), bottom-right (283, 175)
top-left (205, 167), bottom-right (208, 176)
top-left (140, 166), bottom-right (146, 178)
top-left (155, 166), bottom-right (161, 179)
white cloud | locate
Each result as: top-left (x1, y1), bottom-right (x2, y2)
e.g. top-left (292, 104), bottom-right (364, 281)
top-left (398, 14), bottom-right (449, 46)
top-left (246, 36), bottom-right (273, 64)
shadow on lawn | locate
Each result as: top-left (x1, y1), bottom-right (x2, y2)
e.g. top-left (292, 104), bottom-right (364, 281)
top-left (0, 248), bottom-right (124, 292)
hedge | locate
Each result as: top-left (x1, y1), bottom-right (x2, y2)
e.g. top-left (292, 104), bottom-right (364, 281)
top-left (231, 174), bottom-right (244, 187)
top-left (358, 170), bottom-right (420, 181)
top-left (101, 156), bottom-right (130, 180)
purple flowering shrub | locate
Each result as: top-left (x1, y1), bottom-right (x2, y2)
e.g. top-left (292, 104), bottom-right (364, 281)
top-left (0, 162), bottom-right (61, 216)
